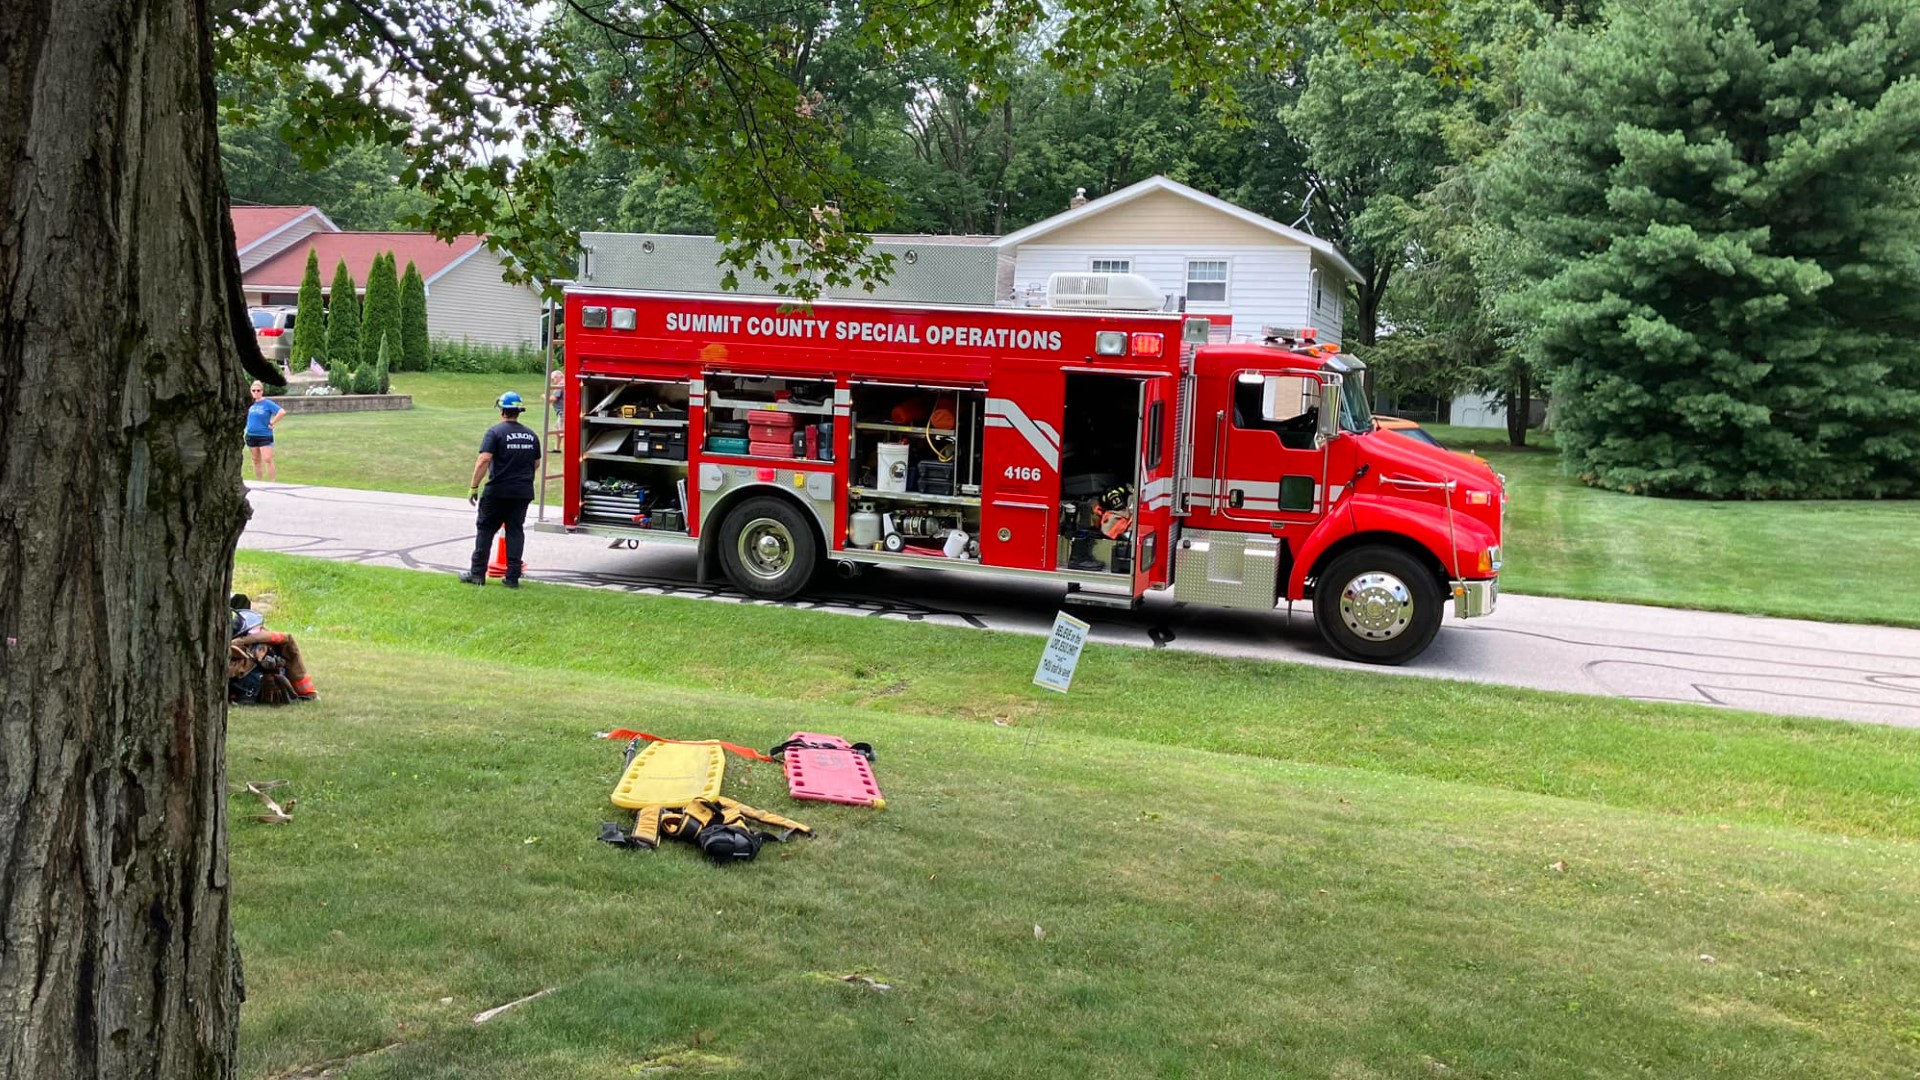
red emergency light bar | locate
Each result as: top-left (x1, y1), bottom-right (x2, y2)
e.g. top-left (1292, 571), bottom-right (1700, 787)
top-left (1260, 325), bottom-right (1316, 345)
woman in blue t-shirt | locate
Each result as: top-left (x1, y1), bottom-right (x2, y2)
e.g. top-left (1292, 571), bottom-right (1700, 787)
top-left (245, 381), bottom-right (285, 481)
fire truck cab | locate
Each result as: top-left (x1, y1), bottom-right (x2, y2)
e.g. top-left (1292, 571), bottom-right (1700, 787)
top-left (546, 286), bottom-right (1502, 665)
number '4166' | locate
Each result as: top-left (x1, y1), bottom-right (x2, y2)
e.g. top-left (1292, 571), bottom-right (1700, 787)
top-left (1003, 465), bottom-right (1043, 482)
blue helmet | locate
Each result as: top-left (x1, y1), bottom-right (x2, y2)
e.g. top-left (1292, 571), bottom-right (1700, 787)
top-left (497, 390), bottom-right (526, 412)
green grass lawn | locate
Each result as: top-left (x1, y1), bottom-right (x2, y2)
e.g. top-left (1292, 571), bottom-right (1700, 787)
top-left (1425, 425), bottom-right (1920, 627)
top-left (228, 553), bottom-right (1920, 1079)
top-left (263, 373), bottom-right (553, 501)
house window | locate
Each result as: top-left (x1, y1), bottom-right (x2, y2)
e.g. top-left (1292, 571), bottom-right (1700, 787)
top-left (1311, 268), bottom-right (1324, 311)
top-left (1090, 258), bottom-right (1131, 274)
top-left (1186, 260), bottom-right (1228, 304)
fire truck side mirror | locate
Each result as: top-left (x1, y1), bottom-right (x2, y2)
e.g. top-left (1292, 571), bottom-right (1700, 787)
top-left (1181, 317), bottom-right (1212, 345)
top-left (1315, 374), bottom-right (1343, 449)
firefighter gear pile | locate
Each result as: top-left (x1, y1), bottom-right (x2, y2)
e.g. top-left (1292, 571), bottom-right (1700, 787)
top-left (597, 731), bottom-right (839, 865)
top-left (611, 796), bottom-right (813, 863)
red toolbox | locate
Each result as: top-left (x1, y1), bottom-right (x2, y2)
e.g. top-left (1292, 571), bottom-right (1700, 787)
top-left (747, 410), bottom-right (796, 436)
top-left (748, 438), bottom-right (795, 458)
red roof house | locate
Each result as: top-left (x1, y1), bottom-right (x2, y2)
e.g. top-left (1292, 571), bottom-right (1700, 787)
top-left (232, 205), bottom-right (339, 273)
top-left (238, 215), bottom-right (544, 351)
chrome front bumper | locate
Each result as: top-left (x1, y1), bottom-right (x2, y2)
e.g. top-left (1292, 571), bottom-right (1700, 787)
top-left (1452, 578), bottom-right (1498, 619)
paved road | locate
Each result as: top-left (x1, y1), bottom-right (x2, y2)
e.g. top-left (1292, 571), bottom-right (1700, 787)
top-left (239, 483), bottom-right (1920, 728)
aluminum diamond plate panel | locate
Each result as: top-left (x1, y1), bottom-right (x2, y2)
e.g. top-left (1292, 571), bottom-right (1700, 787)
top-left (580, 233), bottom-right (1001, 306)
top-left (1173, 529), bottom-right (1280, 610)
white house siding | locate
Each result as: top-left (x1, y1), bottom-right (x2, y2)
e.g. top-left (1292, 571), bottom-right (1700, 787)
top-left (1307, 253), bottom-right (1346, 344)
top-left (1009, 244), bottom-right (1335, 345)
top-left (1032, 189), bottom-right (1280, 247)
top-left (1450, 393), bottom-right (1508, 428)
top-left (424, 253), bottom-right (546, 350)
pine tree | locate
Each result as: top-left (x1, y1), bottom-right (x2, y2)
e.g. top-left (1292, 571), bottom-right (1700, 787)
top-left (1482, 0), bottom-right (1920, 497)
top-left (374, 333), bottom-right (392, 394)
top-left (287, 248), bottom-right (328, 378)
top-left (400, 260), bottom-right (431, 372)
top-left (360, 251), bottom-right (402, 372)
top-left (326, 258), bottom-right (361, 373)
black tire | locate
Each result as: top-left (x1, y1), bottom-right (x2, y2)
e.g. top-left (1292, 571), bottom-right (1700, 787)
top-left (716, 496), bottom-right (819, 600)
top-left (1312, 546), bottom-right (1444, 665)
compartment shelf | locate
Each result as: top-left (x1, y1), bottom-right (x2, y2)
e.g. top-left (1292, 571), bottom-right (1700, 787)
top-left (580, 517), bottom-right (690, 537)
top-left (854, 421), bottom-right (957, 436)
top-left (705, 450), bottom-right (827, 465)
top-left (584, 452), bottom-right (690, 466)
top-left (707, 393), bottom-right (834, 416)
top-left (584, 415), bottom-right (689, 428)
top-left (848, 486), bottom-right (980, 507)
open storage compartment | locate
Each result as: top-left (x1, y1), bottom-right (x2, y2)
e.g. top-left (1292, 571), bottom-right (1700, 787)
top-left (846, 383), bottom-right (986, 559)
top-left (702, 373), bottom-right (837, 462)
top-left (579, 375), bottom-right (691, 532)
top-left (1054, 374), bottom-right (1142, 577)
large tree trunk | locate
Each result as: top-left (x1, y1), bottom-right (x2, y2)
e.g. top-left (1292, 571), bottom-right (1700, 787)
top-left (1506, 367), bottom-right (1532, 448)
top-left (1, 0), bottom-right (258, 1073)
top-left (1353, 264), bottom-right (1391, 348)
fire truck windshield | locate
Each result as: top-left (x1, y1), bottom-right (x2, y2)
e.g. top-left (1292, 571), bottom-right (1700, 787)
top-left (1337, 371), bottom-right (1374, 435)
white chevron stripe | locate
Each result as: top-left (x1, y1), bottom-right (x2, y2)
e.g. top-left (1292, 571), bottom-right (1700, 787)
top-left (986, 398), bottom-right (1060, 450)
top-left (983, 400), bottom-right (1059, 470)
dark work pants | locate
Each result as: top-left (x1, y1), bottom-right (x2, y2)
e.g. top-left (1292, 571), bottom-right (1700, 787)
top-left (470, 494), bottom-right (532, 579)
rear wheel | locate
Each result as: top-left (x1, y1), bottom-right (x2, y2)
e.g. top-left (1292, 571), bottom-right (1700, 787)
top-left (717, 496), bottom-right (818, 600)
top-left (1312, 546), bottom-right (1444, 665)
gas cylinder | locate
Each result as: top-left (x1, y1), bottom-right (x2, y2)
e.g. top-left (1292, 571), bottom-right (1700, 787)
top-left (850, 504), bottom-right (882, 548)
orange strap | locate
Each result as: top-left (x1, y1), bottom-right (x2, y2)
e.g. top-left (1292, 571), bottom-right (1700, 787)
top-left (604, 730), bottom-right (777, 764)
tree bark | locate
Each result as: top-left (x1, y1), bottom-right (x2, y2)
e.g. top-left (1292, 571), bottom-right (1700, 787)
top-left (1506, 367), bottom-right (1532, 448)
top-left (1354, 264), bottom-right (1390, 348)
top-left (1, 0), bottom-right (260, 1074)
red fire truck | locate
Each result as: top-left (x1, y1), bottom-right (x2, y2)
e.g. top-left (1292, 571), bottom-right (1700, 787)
top-left (546, 287), bottom-right (1503, 664)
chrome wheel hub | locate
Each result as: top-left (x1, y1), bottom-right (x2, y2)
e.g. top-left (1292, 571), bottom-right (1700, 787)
top-left (738, 518), bottom-right (794, 580)
top-left (1339, 572), bottom-right (1414, 641)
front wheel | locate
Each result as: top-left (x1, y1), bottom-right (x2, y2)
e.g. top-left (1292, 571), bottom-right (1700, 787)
top-left (1312, 546), bottom-right (1444, 665)
top-left (716, 496), bottom-right (819, 600)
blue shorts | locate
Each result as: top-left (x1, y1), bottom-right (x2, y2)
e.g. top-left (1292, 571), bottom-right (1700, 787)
top-left (246, 434), bottom-right (274, 448)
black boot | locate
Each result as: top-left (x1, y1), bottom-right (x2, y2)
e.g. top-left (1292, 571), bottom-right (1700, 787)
top-left (459, 571), bottom-right (484, 586)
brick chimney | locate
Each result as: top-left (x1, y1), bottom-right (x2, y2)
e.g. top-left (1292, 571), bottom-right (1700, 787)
top-left (1069, 187), bottom-right (1088, 209)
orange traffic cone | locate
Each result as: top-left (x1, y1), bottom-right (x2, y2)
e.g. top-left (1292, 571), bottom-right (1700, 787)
top-left (486, 535), bottom-right (512, 579)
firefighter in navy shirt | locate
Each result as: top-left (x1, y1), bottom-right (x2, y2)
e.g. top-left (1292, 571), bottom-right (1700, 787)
top-left (460, 391), bottom-right (542, 587)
